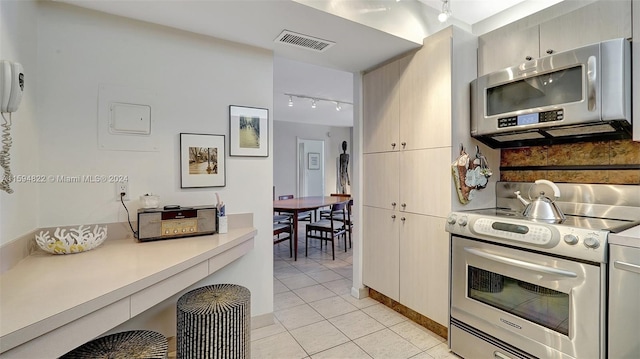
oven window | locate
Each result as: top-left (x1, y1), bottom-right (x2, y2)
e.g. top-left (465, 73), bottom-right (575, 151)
top-left (468, 266), bottom-right (569, 335)
top-left (486, 66), bottom-right (583, 116)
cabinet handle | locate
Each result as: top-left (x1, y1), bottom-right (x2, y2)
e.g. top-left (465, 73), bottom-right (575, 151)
top-left (391, 143), bottom-right (396, 148)
top-left (525, 56), bottom-right (533, 61)
top-left (401, 203), bottom-right (407, 208)
top-left (614, 260), bottom-right (640, 274)
top-left (546, 49), bottom-right (554, 55)
top-left (391, 215), bottom-right (396, 219)
top-left (391, 202), bottom-right (397, 207)
top-left (401, 217), bottom-right (406, 222)
top-left (401, 142), bottom-right (406, 148)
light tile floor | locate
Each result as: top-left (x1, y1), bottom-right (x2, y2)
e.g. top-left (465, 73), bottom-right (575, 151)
top-left (252, 228), bottom-right (460, 359)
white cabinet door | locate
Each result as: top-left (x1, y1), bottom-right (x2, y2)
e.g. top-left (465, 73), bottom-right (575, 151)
top-left (539, 0), bottom-right (631, 56)
top-left (363, 206), bottom-right (400, 301)
top-left (399, 148), bottom-right (452, 217)
top-left (363, 59), bottom-right (400, 154)
top-left (479, 0), bottom-right (632, 77)
top-left (399, 214), bottom-right (449, 326)
top-left (363, 152), bottom-right (399, 211)
top-left (478, 25), bottom-right (540, 76)
top-left (608, 244), bottom-right (640, 359)
top-left (400, 29), bottom-right (452, 151)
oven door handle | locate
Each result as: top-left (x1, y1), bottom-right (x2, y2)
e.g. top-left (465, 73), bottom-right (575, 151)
top-left (464, 247), bottom-right (578, 278)
top-left (494, 351), bottom-right (514, 359)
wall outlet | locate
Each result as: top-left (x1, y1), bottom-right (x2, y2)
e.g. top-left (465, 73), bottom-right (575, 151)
top-left (116, 182), bottom-right (129, 201)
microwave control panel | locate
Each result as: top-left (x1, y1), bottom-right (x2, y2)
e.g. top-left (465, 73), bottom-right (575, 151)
top-left (498, 109), bottom-right (564, 128)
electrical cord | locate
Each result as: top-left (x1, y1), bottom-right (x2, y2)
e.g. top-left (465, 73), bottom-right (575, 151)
top-left (0, 112), bottom-right (14, 194)
top-left (121, 193), bottom-right (138, 238)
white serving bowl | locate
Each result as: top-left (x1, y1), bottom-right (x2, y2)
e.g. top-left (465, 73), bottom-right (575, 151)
top-left (35, 224), bottom-right (108, 254)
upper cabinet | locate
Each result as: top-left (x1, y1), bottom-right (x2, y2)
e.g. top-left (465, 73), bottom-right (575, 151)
top-left (399, 32), bottom-right (452, 151)
top-left (363, 29), bottom-right (455, 154)
top-left (539, 0), bottom-right (631, 56)
top-left (362, 59), bottom-right (401, 154)
top-left (478, 0), bottom-right (632, 76)
top-left (478, 25), bottom-right (539, 77)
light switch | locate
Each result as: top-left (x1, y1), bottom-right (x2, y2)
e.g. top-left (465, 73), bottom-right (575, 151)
top-left (109, 102), bottom-right (151, 135)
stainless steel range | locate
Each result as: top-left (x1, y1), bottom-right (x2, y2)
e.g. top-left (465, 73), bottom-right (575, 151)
top-left (446, 181), bottom-right (640, 359)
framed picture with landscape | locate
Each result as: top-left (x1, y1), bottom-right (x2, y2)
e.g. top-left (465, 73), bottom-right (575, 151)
top-left (229, 105), bottom-right (269, 157)
top-left (180, 133), bottom-right (226, 188)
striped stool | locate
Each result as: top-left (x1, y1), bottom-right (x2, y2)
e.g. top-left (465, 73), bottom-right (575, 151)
top-left (177, 284), bottom-right (250, 359)
top-left (60, 330), bottom-right (168, 358)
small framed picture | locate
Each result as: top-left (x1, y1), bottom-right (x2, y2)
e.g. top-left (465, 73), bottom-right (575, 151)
top-left (229, 105), bottom-right (269, 157)
top-left (308, 152), bottom-right (320, 170)
top-left (180, 133), bottom-right (226, 188)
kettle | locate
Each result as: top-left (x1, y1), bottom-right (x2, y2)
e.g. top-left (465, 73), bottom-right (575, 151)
top-left (514, 179), bottom-right (566, 222)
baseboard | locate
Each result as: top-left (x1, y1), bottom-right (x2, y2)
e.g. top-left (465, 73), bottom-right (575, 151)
top-left (351, 286), bottom-right (369, 299)
top-left (251, 312), bottom-right (274, 330)
top-left (369, 288), bottom-right (448, 340)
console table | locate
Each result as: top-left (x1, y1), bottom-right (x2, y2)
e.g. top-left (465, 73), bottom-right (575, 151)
top-left (0, 222), bottom-right (256, 358)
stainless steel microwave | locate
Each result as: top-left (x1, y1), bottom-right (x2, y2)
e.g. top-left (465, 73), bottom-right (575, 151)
top-left (471, 38), bottom-right (631, 148)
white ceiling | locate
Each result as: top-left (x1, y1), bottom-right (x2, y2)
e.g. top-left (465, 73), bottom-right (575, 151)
top-left (58, 0), bottom-right (562, 127)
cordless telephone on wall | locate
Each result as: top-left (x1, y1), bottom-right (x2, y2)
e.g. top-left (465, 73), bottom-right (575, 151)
top-left (0, 60), bottom-right (25, 194)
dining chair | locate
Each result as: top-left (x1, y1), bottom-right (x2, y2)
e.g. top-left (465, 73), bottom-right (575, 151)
top-left (305, 201), bottom-right (348, 260)
top-left (273, 216), bottom-right (293, 258)
top-left (320, 195), bottom-right (353, 249)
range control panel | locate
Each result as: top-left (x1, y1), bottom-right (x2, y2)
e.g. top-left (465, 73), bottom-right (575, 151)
top-left (472, 218), bottom-right (553, 246)
top-left (498, 109), bottom-right (564, 128)
top-left (445, 212), bottom-right (608, 263)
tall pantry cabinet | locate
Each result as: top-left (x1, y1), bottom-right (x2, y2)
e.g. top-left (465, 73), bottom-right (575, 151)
top-left (362, 26), bottom-right (478, 328)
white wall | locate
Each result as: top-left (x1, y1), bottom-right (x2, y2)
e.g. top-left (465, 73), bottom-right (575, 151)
top-left (0, 0), bottom-right (40, 244)
top-left (273, 121), bottom-right (352, 198)
top-left (3, 0), bottom-right (274, 327)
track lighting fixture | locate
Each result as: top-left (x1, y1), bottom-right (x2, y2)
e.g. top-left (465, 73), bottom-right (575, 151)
top-left (284, 93), bottom-right (352, 111)
top-left (438, 0), bottom-right (451, 22)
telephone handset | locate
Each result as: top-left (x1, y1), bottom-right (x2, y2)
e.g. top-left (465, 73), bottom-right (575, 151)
top-left (0, 60), bottom-right (24, 113)
top-left (0, 60), bottom-right (24, 194)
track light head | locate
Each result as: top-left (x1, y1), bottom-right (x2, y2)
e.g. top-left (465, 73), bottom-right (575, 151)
top-left (439, 0), bottom-right (451, 22)
top-left (284, 93), bottom-right (352, 110)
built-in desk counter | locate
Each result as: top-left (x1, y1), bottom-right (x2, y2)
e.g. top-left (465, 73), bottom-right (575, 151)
top-left (0, 221), bottom-right (256, 358)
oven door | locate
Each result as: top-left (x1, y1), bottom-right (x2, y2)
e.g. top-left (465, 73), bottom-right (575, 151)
top-left (450, 236), bottom-right (603, 359)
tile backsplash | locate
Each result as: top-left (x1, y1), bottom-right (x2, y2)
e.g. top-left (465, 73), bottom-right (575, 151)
top-left (500, 139), bottom-right (640, 184)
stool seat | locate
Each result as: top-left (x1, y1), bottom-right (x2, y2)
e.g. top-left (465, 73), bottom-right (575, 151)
top-left (177, 284), bottom-right (250, 359)
top-left (60, 330), bottom-right (168, 359)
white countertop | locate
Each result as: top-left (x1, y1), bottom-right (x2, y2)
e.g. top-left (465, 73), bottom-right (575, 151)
top-left (609, 224), bottom-right (640, 248)
top-left (0, 226), bottom-right (256, 357)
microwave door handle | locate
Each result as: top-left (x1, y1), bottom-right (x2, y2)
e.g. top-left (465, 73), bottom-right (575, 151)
top-left (587, 56), bottom-right (596, 111)
top-left (464, 247), bottom-right (578, 278)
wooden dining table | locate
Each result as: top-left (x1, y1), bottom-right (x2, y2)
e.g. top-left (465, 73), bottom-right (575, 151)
top-left (273, 195), bottom-right (351, 261)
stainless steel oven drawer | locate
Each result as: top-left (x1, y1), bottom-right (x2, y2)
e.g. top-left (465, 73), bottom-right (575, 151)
top-left (450, 320), bottom-right (534, 359)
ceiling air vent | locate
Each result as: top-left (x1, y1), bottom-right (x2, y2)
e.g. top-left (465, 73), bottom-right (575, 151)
top-left (274, 30), bottom-right (336, 53)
